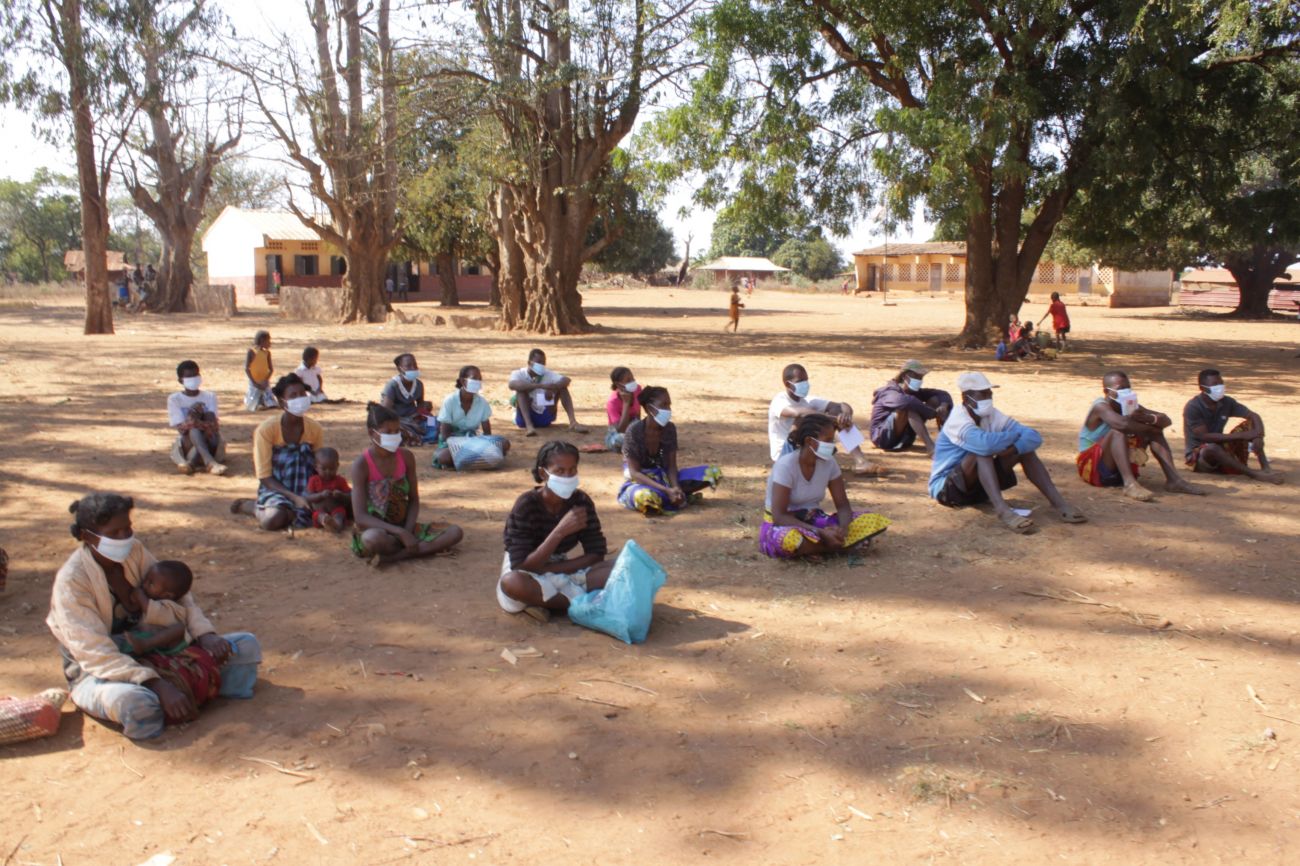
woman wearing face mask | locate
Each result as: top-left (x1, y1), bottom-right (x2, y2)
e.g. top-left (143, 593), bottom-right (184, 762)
top-left (605, 366), bottom-right (641, 450)
top-left (498, 441), bottom-right (612, 622)
top-left (381, 353), bottom-right (435, 446)
top-left (617, 386), bottom-right (723, 515)
top-left (350, 403), bottom-right (463, 565)
top-left (231, 373), bottom-right (325, 530)
top-left (760, 414), bottom-right (891, 559)
top-left (46, 493), bottom-right (262, 740)
top-left (432, 365), bottom-right (511, 470)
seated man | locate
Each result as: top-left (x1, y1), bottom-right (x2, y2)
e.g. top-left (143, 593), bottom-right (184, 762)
top-left (1183, 369), bottom-right (1283, 484)
top-left (1077, 371), bottom-right (1203, 500)
top-left (868, 360), bottom-right (953, 455)
top-left (928, 372), bottom-right (1086, 533)
top-left (507, 348), bottom-right (589, 436)
top-left (768, 363), bottom-right (884, 475)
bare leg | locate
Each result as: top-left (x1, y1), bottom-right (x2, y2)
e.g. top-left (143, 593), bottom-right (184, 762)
top-left (1147, 435), bottom-right (1203, 494)
top-left (1198, 444), bottom-right (1283, 484)
top-left (364, 524), bottom-right (464, 566)
top-left (434, 447), bottom-right (454, 468)
top-left (188, 429), bottom-right (227, 474)
top-left (906, 411), bottom-right (936, 453)
top-left (557, 387), bottom-right (588, 432)
top-left (848, 445), bottom-right (887, 475)
top-left (967, 454), bottom-right (1016, 518)
top-left (1018, 451), bottom-right (1085, 521)
top-left (1101, 430), bottom-right (1148, 500)
top-left (500, 558), bottom-right (614, 611)
top-left (1253, 438), bottom-right (1271, 471)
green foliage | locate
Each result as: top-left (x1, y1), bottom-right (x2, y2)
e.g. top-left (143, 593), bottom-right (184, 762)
top-left (0, 170), bottom-right (80, 282)
top-left (589, 202), bottom-right (677, 276)
top-left (771, 236), bottom-right (842, 280)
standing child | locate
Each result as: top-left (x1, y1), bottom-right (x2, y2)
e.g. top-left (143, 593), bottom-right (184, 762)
top-left (306, 447), bottom-right (352, 532)
top-left (295, 346), bottom-right (332, 403)
top-left (1038, 291), bottom-right (1071, 350)
top-left (726, 286), bottom-right (744, 332)
top-left (244, 330), bottom-right (277, 412)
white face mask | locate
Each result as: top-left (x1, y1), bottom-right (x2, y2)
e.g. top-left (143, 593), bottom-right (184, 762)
top-left (1205, 384), bottom-right (1226, 401)
top-left (1110, 388), bottom-right (1139, 416)
top-left (788, 379), bottom-right (811, 398)
top-left (376, 431), bottom-right (403, 452)
top-left (545, 472), bottom-right (580, 499)
top-left (463, 378), bottom-right (482, 394)
top-left (623, 381), bottom-right (639, 393)
top-left (530, 361), bottom-right (547, 376)
top-left (285, 395), bottom-right (312, 416)
top-left (971, 399), bottom-right (995, 418)
top-left (650, 406), bottom-right (672, 426)
top-left (813, 440), bottom-right (837, 461)
top-left (906, 376), bottom-right (924, 391)
top-left (181, 375), bottom-right (202, 391)
top-left (86, 530), bottom-right (135, 563)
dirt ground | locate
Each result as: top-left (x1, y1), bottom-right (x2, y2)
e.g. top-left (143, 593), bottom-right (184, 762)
top-left (1, 287), bottom-right (1298, 865)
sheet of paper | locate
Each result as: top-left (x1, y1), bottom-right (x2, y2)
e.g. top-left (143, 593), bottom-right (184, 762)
top-left (1011, 507), bottom-right (1033, 518)
top-left (836, 425), bottom-right (865, 452)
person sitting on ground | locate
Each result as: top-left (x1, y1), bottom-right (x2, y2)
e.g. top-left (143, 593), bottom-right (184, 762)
top-left (115, 560), bottom-right (200, 657)
top-left (508, 348), bottom-right (589, 436)
top-left (498, 441), bottom-right (612, 622)
top-left (380, 352), bottom-right (435, 446)
top-left (230, 374), bottom-right (324, 530)
top-left (47, 493), bottom-right (261, 740)
top-left (1077, 371), bottom-right (1204, 501)
top-left (433, 365), bottom-right (511, 470)
top-left (306, 447), bottom-right (352, 532)
top-left (1038, 291), bottom-right (1071, 350)
top-left (760, 414), bottom-right (891, 560)
top-left (350, 403), bottom-right (464, 565)
top-left (618, 386), bottom-right (723, 515)
top-left (929, 372), bottom-right (1087, 533)
top-left (605, 366), bottom-right (641, 451)
top-left (1183, 369), bottom-right (1283, 484)
top-left (244, 330), bottom-right (277, 412)
top-left (768, 363), bottom-right (886, 475)
top-left (295, 346), bottom-right (334, 404)
top-left (1008, 322), bottom-right (1047, 360)
top-left (167, 360), bottom-right (227, 476)
top-left (868, 360), bottom-right (954, 456)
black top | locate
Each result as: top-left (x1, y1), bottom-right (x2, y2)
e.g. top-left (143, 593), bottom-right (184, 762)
top-left (622, 419), bottom-right (678, 469)
top-left (503, 488), bottom-right (607, 571)
top-left (382, 376), bottom-right (425, 418)
top-left (1182, 393), bottom-right (1249, 457)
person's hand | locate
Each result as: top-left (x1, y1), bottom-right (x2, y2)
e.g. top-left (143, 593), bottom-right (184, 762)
top-left (147, 678), bottom-right (198, 722)
top-left (125, 632), bottom-right (147, 654)
top-left (836, 411), bottom-right (852, 429)
top-left (668, 486), bottom-right (686, 506)
top-left (818, 524), bottom-right (846, 548)
top-left (555, 506), bottom-right (588, 537)
top-left (196, 633), bottom-right (233, 665)
top-left (998, 444), bottom-right (1019, 460)
top-left (618, 389), bottom-right (633, 404)
top-left (396, 528), bottom-right (420, 551)
top-left (293, 494), bottom-right (312, 511)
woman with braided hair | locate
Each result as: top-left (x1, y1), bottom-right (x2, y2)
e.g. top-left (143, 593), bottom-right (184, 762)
top-left (617, 385), bottom-right (722, 515)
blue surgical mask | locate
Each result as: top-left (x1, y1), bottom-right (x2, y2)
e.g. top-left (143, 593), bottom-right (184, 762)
top-left (86, 530), bottom-right (135, 563)
top-left (403, 369), bottom-right (420, 382)
top-left (530, 361), bottom-right (547, 376)
top-left (813, 440), bottom-right (836, 461)
top-left (545, 472), bottom-right (580, 499)
top-left (464, 378), bottom-right (482, 394)
top-left (181, 375), bottom-right (202, 391)
top-left (1205, 384), bottom-right (1226, 401)
top-left (972, 399), bottom-right (995, 418)
top-left (907, 376), bottom-right (924, 391)
top-left (651, 406), bottom-right (672, 426)
top-left (788, 379), bottom-right (810, 398)
top-left (623, 381), bottom-right (639, 393)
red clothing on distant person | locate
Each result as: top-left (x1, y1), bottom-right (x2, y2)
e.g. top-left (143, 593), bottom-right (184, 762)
top-left (1048, 299), bottom-right (1070, 332)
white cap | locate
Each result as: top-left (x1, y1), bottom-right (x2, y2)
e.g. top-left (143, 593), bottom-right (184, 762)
top-left (956, 371), bottom-right (998, 393)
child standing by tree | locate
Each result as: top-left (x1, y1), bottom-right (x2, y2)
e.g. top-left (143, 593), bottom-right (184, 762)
top-left (726, 286), bottom-right (744, 332)
top-left (244, 330), bottom-right (276, 412)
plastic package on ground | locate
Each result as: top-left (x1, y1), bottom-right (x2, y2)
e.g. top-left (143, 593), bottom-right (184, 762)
top-left (0, 688), bottom-right (68, 745)
top-left (568, 540), bottom-right (667, 644)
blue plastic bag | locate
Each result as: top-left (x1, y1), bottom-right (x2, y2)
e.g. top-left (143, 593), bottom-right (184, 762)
top-left (568, 540), bottom-right (667, 644)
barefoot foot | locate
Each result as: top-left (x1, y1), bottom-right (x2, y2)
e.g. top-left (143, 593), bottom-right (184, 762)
top-left (1123, 482), bottom-right (1154, 502)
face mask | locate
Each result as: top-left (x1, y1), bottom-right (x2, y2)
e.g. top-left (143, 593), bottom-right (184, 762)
top-left (812, 440), bottom-right (836, 461)
top-left (181, 376), bottom-right (202, 391)
top-left (623, 381), bottom-right (639, 393)
top-left (86, 530), bottom-right (135, 563)
top-left (530, 362), bottom-right (547, 376)
top-left (788, 379), bottom-right (810, 398)
top-left (1205, 384), bottom-right (1226, 401)
top-left (651, 406), bottom-right (672, 426)
top-left (1109, 388), bottom-right (1139, 416)
top-left (376, 432), bottom-right (403, 452)
top-left (463, 379), bottom-right (482, 394)
top-left (971, 399), bottom-right (994, 418)
top-left (545, 472), bottom-right (580, 500)
top-left (285, 395), bottom-right (312, 416)
top-left (402, 369), bottom-right (420, 382)
top-left (907, 376), bottom-right (924, 391)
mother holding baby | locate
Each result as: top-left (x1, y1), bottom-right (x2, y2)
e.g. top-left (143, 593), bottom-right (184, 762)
top-left (46, 492), bottom-right (262, 741)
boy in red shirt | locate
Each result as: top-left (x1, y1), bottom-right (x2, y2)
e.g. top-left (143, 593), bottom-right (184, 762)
top-left (306, 447), bottom-right (352, 532)
top-left (1039, 291), bottom-right (1071, 350)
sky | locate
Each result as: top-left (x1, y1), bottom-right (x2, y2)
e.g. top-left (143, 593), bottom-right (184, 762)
top-left (0, 1), bottom-right (932, 263)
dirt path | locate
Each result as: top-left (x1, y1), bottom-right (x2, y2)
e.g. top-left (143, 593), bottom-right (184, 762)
top-left (1, 288), bottom-right (1298, 865)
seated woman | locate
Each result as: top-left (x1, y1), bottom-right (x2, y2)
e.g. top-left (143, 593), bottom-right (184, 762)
top-left (230, 373), bottom-right (324, 530)
top-left (46, 493), bottom-right (261, 740)
top-left (605, 366), bottom-right (641, 450)
top-left (433, 365), bottom-right (511, 470)
top-left (351, 403), bottom-right (464, 566)
top-left (761, 414), bottom-right (891, 560)
top-left (618, 386), bottom-right (722, 515)
top-left (498, 441), bottom-right (613, 622)
top-left (381, 353), bottom-right (435, 446)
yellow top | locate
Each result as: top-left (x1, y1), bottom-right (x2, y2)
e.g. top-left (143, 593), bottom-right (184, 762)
top-left (248, 347), bottom-right (272, 383)
top-left (253, 414), bottom-right (325, 480)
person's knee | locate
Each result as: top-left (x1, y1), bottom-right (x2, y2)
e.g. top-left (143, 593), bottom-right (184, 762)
top-left (259, 509), bottom-right (291, 531)
top-left (225, 632), bottom-right (263, 665)
top-left (440, 524), bottom-right (464, 546)
top-left (500, 571), bottom-right (531, 601)
top-left (360, 528), bottom-right (391, 552)
top-left (117, 689), bottom-right (166, 740)
top-left (501, 439), bottom-right (512, 455)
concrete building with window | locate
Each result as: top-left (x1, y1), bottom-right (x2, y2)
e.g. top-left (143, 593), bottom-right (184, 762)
top-left (851, 242), bottom-right (1173, 307)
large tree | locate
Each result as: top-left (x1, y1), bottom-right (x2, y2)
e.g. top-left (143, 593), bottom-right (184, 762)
top-left (0, 169), bottom-right (81, 282)
top-left (656, 0), bottom-right (1300, 345)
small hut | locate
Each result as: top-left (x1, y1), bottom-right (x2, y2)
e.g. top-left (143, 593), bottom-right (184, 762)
top-left (63, 249), bottom-right (129, 282)
top-left (692, 256), bottom-right (791, 285)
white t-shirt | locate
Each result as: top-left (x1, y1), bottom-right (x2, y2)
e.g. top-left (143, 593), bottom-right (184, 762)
top-left (509, 366), bottom-right (565, 413)
top-left (295, 364), bottom-right (323, 392)
top-left (767, 391), bottom-right (830, 460)
top-left (167, 390), bottom-right (218, 428)
top-left (765, 449), bottom-right (841, 512)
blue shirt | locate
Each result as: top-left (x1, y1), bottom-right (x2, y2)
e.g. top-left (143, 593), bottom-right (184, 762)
top-left (928, 406), bottom-right (1043, 498)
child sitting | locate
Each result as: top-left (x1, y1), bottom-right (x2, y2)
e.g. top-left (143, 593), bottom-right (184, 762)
top-left (306, 447), bottom-right (352, 532)
top-left (295, 346), bottom-right (334, 404)
top-left (115, 560), bottom-right (199, 656)
top-left (168, 360), bottom-right (227, 475)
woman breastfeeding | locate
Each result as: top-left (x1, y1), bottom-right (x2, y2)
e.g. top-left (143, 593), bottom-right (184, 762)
top-left (760, 413), bottom-right (890, 559)
top-left (618, 386), bottom-right (722, 515)
top-left (351, 403), bottom-right (464, 566)
top-left (231, 373), bottom-right (324, 530)
top-left (433, 365), bottom-right (511, 470)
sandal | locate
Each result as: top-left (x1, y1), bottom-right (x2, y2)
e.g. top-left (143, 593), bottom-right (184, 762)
top-left (999, 511), bottom-right (1036, 534)
top-left (522, 605), bottom-right (551, 624)
top-left (1058, 507), bottom-right (1088, 524)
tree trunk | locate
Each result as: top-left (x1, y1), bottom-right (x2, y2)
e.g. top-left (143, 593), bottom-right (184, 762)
top-left (520, 248), bottom-right (589, 334)
top-left (496, 195), bottom-right (528, 328)
top-left (63, 0), bottom-right (113, 335)
top-left (436, 252), bottom-right (459, 306)
top-left (151, 225), bottom-right (197, 312)
top-left (1225, 247), bottom-right (1290, 318)
top-left (338, 245), bottom-right (389, 322)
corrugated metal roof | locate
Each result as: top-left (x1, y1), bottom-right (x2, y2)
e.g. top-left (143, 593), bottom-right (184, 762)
top-left (218, 207), bottom-right (323, 242)
top-left (852, 242), bottom-right (967, 257)
top-left (693, 256), bottom-right (791, 272)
